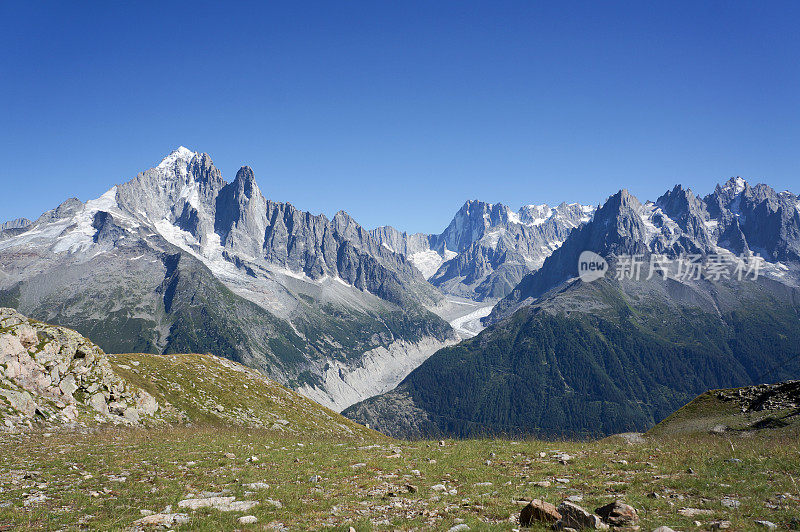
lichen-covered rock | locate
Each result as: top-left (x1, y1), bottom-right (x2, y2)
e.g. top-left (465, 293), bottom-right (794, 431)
top-left (0, 307), bottom-right (160, 430)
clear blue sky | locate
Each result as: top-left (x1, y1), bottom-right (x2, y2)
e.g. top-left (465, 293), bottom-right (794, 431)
top-left (1, 1), bottom-right (798, 234)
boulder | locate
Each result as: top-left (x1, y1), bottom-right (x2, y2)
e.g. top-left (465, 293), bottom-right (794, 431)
top-left (0, 389), bottom-right (36, 416)
top-left (135, 392), bottom-right (159, 415)
top-left (59, 374), bottom-right (78, 397)
top-left (555, 501), bottom-right (609, 530)
top-left (15, 325), bottom-right (38, 349)
top-left (520, 499), bottom-right (561, 526)
top-left (88, 392), bottom-right (109, 415)
top-left (595, 500), bottom-right (639, 527)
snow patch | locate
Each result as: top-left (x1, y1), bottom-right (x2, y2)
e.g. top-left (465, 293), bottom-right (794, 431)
top-left (409, 249), bottom-right (447, 279)
top-left (480, 228), bottom-right (504, 248)
top-left (158, 146), bottom-right (196, 170)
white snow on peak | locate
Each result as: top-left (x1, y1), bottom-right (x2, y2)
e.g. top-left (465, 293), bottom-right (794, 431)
top-left (52, 186), bottom-right (127, 254)
top-left (723, 176), bottom-right (747, 195)
top-left (157, 146), bottom-right (196, 169)
top-left (515, 204), bottom-right (554, 226)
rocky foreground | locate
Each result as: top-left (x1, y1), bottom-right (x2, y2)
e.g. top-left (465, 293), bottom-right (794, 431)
top-left (1, 426), bottom-right (798, 531)
top-left (1, 310), bottom-right (799, 530)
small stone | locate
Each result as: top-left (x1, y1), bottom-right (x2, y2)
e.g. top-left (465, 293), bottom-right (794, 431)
top-left (238, 515), bottom-right (258, 525)
top-left (754, 521), bottom-right (777, 530)
top-left (567, 495), bottom-right (584, 503)
top-left (23, 493), bottom-right (47, 507)
top-left (710, 521), bottom-right (732, 530)
top-left (448, 525), bottom-right (469, 532)
top-left (651, 528), bottom-right (676, 532)
top-left (431, 484), bottom-right (447, 492)
top-left (245, 482), bottom-right (270, 490)
top-left (678, 508), bottom-right (713, 517)
top-left (224, 452), bottom-right (236, 459)
top-left (520, 499), bottom-right (561, 526)
top-left (721, 497), bottom-right (740, 509)
top-left (534, 480), bottom-right (551, 488)
top-left (178, 496), bottom-right (259, 512)
top-left (133, 513), bottom-right (190, 528)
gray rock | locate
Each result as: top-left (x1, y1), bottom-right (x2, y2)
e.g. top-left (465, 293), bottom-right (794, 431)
top-left (595, 500), bottom-right (639, 527)
top-left (133, 512), bottom-right (190, 528)
top-left (555, 501), bottom-right (609, 530)
top-left (721, 497), bottom-right (741, 509)
top-left (88, 393), bottom-right (109, 415)
top-left (0, 389), bottom-right (36, 416)
top-left (754, 521), bottom-right (777, 530)
top-left (519, 498), bottom-right (561, 526)
top-left (177, 496), bottom-right (259, 512)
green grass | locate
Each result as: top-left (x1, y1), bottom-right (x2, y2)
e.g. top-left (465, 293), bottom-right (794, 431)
top-left (0, 427), bottom-right (797, 530)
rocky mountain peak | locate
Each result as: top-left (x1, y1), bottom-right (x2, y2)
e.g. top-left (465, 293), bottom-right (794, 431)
top-left (233, 166), bottom-right (260, 199)
top-left (157, 146), bottom-right (197, 170)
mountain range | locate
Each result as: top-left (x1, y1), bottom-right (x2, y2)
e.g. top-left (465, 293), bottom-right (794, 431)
top-left (2, 148), bottom-right (799, 438)
top-left (0, 148), bottom-right (586, 413)
top-left (344, 178), bottom-right (800, 438)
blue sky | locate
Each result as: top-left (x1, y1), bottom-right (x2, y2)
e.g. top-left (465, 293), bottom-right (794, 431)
top-left (1, 1), bottom-right (798, 234)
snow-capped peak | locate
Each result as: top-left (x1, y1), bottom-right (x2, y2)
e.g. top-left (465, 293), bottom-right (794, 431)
top-left (157, 146), bottom-right (196, 169)
top-left (516, 204), bottom-right (553, 226)
top-left (723, 176), bottom-right (747, 195)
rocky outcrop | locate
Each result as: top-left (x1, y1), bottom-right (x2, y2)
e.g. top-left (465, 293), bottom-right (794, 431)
top-left (0, 218), bottom-right (31, 232)
top-left (0, 308), bottom-right (158, 430)
top-left (715, 380), bottom-right (800, 413)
